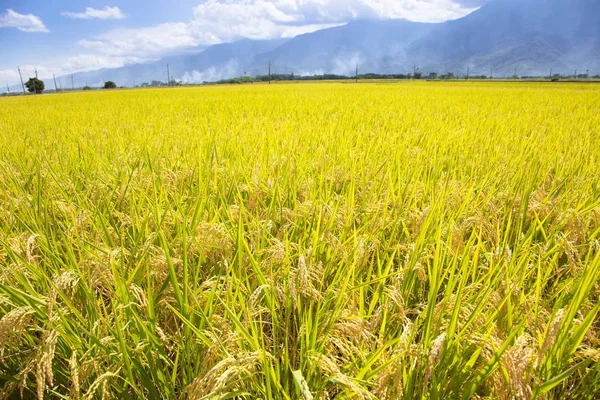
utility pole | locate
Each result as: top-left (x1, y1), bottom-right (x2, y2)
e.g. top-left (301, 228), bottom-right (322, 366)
top-left (466, 66), bottom-right (470, 80)
top-left (514, 67), bottom-right (517, 79)
top-left (549, 69), bottom-right (553, 80)
top-left (490, 68), bottom-right (493, 80)
top-left (71, 74), bottom-right (74, 90)
top-left (167, 64), bottom-right (171, 87)
top-left (18, 66), bottom-right (26, 94)
top-left (575, 69), bottom-right (577, 79)
top-left (33, 68), bottom-right (39, 93)
top-left (6, 84), bottom-right (10, 95)
top-left (356, 64), bottom-right (359, 83)
top-left (268, 61), bottom-right (271, 84)
top-left (53, 74), bottom-right (58, 92)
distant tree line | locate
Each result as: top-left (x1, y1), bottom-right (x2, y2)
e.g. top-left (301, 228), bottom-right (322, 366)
top-left (211, 71), bottom-right (484, 84)
top-left (208, 71), bottom-right (600, 85)
top-left (4, 71), bottom-right (600, 97)
top-left (140, 80), bottom-right (181, 87)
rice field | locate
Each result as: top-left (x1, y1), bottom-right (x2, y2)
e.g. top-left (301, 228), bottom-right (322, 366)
top-left (0, 81), bottom-right (599, 399)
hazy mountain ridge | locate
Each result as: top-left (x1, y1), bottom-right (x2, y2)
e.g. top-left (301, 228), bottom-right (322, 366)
top-left (9, 0), bottom-right (600, 90)
top-left (408, 0), bottom-right (600, 75)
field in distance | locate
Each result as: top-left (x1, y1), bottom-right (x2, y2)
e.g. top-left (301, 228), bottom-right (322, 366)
top-left (1, 82), bottom-right (599, 399)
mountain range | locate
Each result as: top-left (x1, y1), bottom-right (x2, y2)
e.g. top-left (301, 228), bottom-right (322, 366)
top-left (32, 0), bottom-right (600, 87)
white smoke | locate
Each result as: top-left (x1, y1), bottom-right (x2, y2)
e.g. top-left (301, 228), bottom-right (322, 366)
top-left (331, 53), bottom-right (365, 75)
top-left (294, 68), bottom-right (326, 76)
top-left (179, 59), bottom-right (242, 83)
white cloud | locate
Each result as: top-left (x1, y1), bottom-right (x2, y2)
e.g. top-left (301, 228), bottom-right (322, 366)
top-left (191, 0), bottom-right (476, 26)
top-left (87, 22), bottom-right (204, 58)
top-left (0, 9), bottom-right (48, 32)
top-left (61, 54), bottom-right (143, 72)
top-left (3, 0), bottom-right (479, 86)
top-left (74, 0), bottom-right (476, 66)
top-left (453, 0), bottom-right (490, 6)
top-left (1, 55), bottom-right (140, 87)
top-left (61, 6), bottom-right (125, 20)
top-left (13, 65), bottom-right (53, 81)
top-left (0, 69), bottom-right (19, 85)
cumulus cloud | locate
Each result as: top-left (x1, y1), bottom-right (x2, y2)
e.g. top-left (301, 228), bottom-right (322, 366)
top-left (61, 6), bottom-right (125, 20)
top-left (0, 69), bottom-right (20, 85)
top-left (61, 54), bottom-right (143, 72)
top-left (0, 9), bottom-right (48, 32)
top-left (3, 0), bottom-right (480, 85)
top-left (84, 22), bottom-right (205, 58)
top-left (452, 0), bottom-right (491, 6)
top-left (75, 0), bottom-right (476, 64)
top-left (1, 55), bottom-right (139, 87)
top-left (191, 0), bottom-right (476, 26)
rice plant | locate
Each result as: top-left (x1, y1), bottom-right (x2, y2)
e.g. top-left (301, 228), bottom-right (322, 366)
top-left (0, 82), bottom-right (599, 399)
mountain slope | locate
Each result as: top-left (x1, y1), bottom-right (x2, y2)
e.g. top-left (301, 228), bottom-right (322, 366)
top-left (250, 19), bottom-right (437, 75)
top-left (62, 39), bottom-right (288, 88)
top-left (254, 0), bottom-right (600, 77)
top-left (407, 0), bottom-right (600, 75)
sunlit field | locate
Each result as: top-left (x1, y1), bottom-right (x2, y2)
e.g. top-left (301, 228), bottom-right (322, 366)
top-left (1, 82), bottom-right (599, 399)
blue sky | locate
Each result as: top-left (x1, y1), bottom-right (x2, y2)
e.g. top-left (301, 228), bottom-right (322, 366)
top-left (0, 0), bottom-right (487, 86)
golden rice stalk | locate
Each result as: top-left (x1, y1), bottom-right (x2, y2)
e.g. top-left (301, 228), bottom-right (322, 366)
top-left (0, 381), bottom-right (19, 400)
top-left (25, 234), bottom-right (40, 264)
top-left (0, 306), bottom-right (34, 355)
top-left (185, 351), bottom-right (264, 399)
top-left (536, 308), bottom-right (565, 368)
top-left (423, 332), bottom-right (447, 395)
top-left (83, 371), bottom-right (118, 400)
top-left (70, 352), bottom-right (80, 400)
top-left (309, 352), bottom-right (371, 399)
top-left (34, 329), bottom-right (59, 400)
top-left (502, 334), bottom-right (535, 400)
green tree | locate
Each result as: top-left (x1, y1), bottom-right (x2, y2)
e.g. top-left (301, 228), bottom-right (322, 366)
top-left (103, 81), bottom-right (117, 89)
top-left (25, 77), bottom-right (45, 94)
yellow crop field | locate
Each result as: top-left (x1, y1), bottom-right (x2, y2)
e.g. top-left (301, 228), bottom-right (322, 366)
top-left (1, 82), bottom-right (599, 399)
